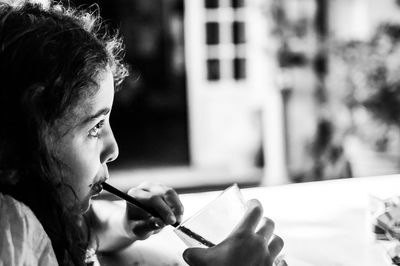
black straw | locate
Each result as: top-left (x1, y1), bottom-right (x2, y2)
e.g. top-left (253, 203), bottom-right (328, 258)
top-left (102, 182), bottom-right (216, 247)
top-left (102, 182), bottom-right (178, 226)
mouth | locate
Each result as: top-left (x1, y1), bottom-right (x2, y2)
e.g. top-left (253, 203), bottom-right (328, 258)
top-left (90, 181), bottom-right (105, 196)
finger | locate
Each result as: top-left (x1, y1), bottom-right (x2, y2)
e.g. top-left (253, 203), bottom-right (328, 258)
top-left (269, 235), bottom-right (284, 260)
top-left (256, 217), bottom-right (275, 241)
top-left (138, 182), bottom-right (183, 217)
top-left (279, 260), bottom-right (288, 266)
top-left (274, 255), bottom-right (288, 266)
top-left (127, 188), bottom-right (176, 224)
top-left (235, 199), bottom-right (263, 233)
top-left (164, 188), bottom-right (184, 222)
top-left (129, 217), bottom-right (165, 237)
top-left (276, 260), bottom-right (288, 266)
top-left (137, 182), bottom-right (166, 194)
top-left (126, 203), bottom-right (153, 221)
top-left (182, 247), bottom-right (208, 266)
top-left (126, 188), bottom-right (154, 219)
top-left (148, 196), bottom-right (177, 224)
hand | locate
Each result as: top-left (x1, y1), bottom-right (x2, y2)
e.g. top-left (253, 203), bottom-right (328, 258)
top-left (123, 182), bottom-right (184, 240)
top-left (182, 199), bottom-right (284, 266)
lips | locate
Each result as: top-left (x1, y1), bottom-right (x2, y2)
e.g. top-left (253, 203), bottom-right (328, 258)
top-left (90, 172), bottom-right (109, 197)
top-left (91, 182), bottom-right (104, 196)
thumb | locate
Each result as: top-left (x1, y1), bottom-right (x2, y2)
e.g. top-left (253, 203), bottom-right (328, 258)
top-left (183, 247), bottom-right (208, 265)
top-left (127, 218), bottom-right (164, 239)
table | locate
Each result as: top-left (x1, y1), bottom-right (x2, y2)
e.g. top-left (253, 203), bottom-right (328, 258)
top-left (100, 175), bottom-right (400, 266)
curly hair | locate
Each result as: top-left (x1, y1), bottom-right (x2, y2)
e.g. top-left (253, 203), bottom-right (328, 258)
top-left (0, 1), bottom-right (128, 265)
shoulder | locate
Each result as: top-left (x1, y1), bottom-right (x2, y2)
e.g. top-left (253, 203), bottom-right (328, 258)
top-left (0, 193), bottom-right (58, 266)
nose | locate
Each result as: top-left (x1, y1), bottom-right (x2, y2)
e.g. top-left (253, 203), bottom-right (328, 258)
top-left (100, 125), bottom-right (119, 164)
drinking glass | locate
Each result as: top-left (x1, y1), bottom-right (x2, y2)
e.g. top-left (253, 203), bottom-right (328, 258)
top-left (174, 183), bottom-right (246, 248)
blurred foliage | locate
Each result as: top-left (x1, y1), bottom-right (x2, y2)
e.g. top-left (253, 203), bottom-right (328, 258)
top-left (333, 23), bottom-right (400, 128)
top-left (269, 0), bottom-right (311, 68)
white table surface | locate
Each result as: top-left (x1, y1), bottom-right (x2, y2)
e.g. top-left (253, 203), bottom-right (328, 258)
top-left (100, 175), bottom-right (400, 266)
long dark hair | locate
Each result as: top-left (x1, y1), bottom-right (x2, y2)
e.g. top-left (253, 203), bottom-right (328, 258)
top-left (0, 2), bottom-right (128, 265)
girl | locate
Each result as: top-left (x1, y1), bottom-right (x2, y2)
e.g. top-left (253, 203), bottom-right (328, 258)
top-left (0, 1), bottom-right (284, 265)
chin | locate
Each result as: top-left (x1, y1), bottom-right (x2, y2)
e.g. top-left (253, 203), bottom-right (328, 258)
top-left (78, 197), bottom-right (92, 214)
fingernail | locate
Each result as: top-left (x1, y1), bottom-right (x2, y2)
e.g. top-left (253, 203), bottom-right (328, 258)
top-left (182, 250), bottom-right (190, 263)
top-left (168, 215), bottom-right (176, 224)
top-left (152, 220), bottom-right (161, 229)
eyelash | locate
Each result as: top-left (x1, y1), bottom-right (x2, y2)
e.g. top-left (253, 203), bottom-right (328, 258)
top-left (88, 120), bottom-right (105, 138)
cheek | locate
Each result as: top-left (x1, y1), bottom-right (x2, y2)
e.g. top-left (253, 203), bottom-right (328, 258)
top-left (65, 154), bottom-right (98, 188)
top-left (57, 145), bottom-right (99, 197)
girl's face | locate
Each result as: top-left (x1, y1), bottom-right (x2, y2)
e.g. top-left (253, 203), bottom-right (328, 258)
top-left (49, 68), bottom-right (119, 213)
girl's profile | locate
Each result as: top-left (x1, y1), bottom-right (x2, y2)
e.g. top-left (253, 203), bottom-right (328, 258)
top-left (0, 1), bottom-right (283, 265)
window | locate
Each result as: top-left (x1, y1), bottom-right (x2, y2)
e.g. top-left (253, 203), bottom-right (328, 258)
top-left (232, 21), bottom-right (246, 44)
top-left (204, 0), bottom-right (247, 81)
top-left (205, 0), bottom-right (219, 9)
top-left (207, 59), bottom-right (221, 80)
top-left (233, 58), bottom-right (246, 80)
top-left (206, 22), bottom-right (220, 45)
top-left (231, 0), bottom-right (244, 8)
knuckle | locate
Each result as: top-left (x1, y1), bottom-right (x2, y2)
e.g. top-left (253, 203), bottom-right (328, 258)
top-left (235, 230), bottom-right (250, 240)
top-left (235, 231), bottom-right (265, 246)
top-left (244, 236), bottom-right (267, 257)
top-left (139, 181), bottom-right (160, 190)
top-left (253, 235), bottom-right (267, 247)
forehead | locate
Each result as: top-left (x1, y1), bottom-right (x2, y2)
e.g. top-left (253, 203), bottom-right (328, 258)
top-left (55, 69), bottom-right (115, 131)
top-left (78, 69), bottom-right (115, 117)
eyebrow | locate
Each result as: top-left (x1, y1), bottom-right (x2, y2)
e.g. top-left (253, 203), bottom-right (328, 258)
top-left (82, 107), bottom-right (110, 125)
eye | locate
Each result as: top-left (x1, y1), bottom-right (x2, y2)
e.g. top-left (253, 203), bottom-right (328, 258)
top-left (88, 120), bottom-right (105, 138)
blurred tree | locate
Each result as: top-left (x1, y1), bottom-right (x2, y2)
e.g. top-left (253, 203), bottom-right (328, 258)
top-left (334, 24), bottom-right (400, 143)
top-left (269, 0), bottom-right (352, 182)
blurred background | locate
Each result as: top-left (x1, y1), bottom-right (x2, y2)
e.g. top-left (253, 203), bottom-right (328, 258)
top-left (43, 0), bottom-right (400, 192)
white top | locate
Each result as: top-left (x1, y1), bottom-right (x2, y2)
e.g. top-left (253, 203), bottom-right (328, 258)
top-left (0, 193), bottom-right (58, 266)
